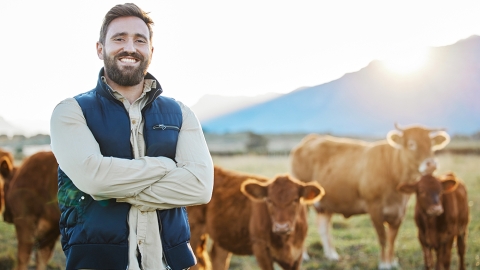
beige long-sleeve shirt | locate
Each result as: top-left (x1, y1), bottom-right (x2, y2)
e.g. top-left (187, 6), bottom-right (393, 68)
top-left (50, 78), bottom-right (214, 270)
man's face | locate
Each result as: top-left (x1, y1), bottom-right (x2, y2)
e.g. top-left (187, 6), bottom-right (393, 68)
top-left (97, 16), bottom-right (153, 86)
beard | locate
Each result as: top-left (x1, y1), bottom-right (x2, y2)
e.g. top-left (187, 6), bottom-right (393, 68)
top-left (103, 51), bottom-right (151, 86)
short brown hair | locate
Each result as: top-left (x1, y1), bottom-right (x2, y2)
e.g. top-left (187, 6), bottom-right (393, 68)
top-left (99, 3), bottom-right (154, 44)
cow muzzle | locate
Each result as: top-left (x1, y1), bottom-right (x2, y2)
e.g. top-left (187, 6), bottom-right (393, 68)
top-left (419, 158), bottom-right (438, 175)
top-left (427, 205), bottom-right (443, 216)
top-left (272, 222), bottom-right (293, 234)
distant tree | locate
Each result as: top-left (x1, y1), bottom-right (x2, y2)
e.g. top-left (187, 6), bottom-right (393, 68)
top-left (11, 134), bottom-right (26, 142)
top-left (452, 134), bottom-right (470, 140)
top-left (26, 134), bottom-right (51, 145)
top-left (245, 132), bottom-right (268, 154)
top-left (0, 134), bottom-right (8, 143)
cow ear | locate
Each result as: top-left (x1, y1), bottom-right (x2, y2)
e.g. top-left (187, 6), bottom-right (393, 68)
top-left (444, 171), bottom-right (455, 177)
top-left (0, 157), bottom-right (14, 179)
top-left (387, 130), bottom-right (403, 149)
top-left (441, 179), bottom-right (458, 194)
top-left (301, 182), bottom-right (325, 205)
top-left (397, 182), bottom-right (417, 194)
top-left (440, 171), bottom-right (456, 180)
top-left (430, 131), bottom-right (450, 151)
top-left (241, 179), bottom-right (268, 202)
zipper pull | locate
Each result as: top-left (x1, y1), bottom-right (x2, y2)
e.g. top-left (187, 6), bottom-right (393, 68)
top-left (153, 124), bottom-right (167, 130)
top-left (153, 124), bottom-right (180, 131)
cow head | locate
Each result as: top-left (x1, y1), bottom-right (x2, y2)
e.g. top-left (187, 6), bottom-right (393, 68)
top-left (0, 150), bottom-right (15, 216)
top-left (397, 173), bottom-right (458, 216)
top-left (241, 175), bottom-right (325, 234)
top-left (386, 123), bottom-right (450, 175)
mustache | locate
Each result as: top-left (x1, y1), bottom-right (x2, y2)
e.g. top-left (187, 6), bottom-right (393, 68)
top-left (115, 51), bottom-right (144, 61)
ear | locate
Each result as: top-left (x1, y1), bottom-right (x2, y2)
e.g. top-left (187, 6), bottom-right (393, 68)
top-left (441, 179), bottom-right (458, 194)
top-left (430, 131), bottom-right (450, 151)
top-left (96, 41), bottom-right (104, 60)
top-left (387, 130), bottom-right (403, 149)
top-left (300, 182), bottom-right (325, 204)
top-left (441, 171), bottom-right (456, 179)
top-left (0, 157), bottom-right (14, 179)
top-left (397, 182), bottom-right (417, 194)
top-left (241, 179), bottom-right (268, 202)
top-left (149, 46), bottom-right (154, 61)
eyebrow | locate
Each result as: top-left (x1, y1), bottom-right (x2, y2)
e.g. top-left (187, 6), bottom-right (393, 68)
top-left (111, 32), bottom-right (149, 40)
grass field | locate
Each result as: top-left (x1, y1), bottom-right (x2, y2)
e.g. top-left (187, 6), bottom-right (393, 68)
top-left (212, 153), bottom-right (480, 270)
top-left (0, 153), bottom-right (479, 269)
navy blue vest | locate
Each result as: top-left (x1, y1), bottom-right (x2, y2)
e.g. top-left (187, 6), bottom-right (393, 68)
top-left (57, 69), bottom-right (195, 270)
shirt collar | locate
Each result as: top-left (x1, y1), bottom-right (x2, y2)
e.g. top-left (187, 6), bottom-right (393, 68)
top-left (101, 76), bottom-right (156, 96)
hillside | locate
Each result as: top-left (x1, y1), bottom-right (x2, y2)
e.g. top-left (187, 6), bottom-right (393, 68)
top-left (201, 35), bottom-right (480, 137)
top-left (191, 92), bottom-right (283, 122)
top-left (0, 116), bottom-right (24, 136)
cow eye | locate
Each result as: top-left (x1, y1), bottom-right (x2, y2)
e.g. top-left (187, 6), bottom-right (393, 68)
top-left (407, 140), bottom-right (417, 151)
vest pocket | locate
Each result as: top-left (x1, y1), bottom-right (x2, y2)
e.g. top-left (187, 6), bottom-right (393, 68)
top-left (147, 124), bottom-right (180, 159)
top-left (152, 124), bottom-right (180, 131)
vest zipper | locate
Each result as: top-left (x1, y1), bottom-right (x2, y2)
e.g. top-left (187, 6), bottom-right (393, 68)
top-left (153, 124), bottom-right (180, 131)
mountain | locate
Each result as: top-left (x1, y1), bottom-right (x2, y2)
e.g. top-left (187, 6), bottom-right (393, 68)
top-left (0, 116), bottom-right (25, 137)
top-left (190, 92), bottom-right (283, 122)
top-left (201, 35), bottom-right (480, 137)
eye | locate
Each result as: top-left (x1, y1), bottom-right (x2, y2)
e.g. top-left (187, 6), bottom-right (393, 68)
top-left (407, 140), bottom-right (417, 151)
top-left (136, 39), bottom-right (147, 43)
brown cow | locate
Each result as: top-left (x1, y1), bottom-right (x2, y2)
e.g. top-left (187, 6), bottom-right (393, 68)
top-left (289, 123), bottom-right (450, 269)
top-left (398, 172), bottom-right (469, 270)
top-left (188, 166), bottom-right (325, 270)
top-left (3, 151), bottom-right (60, 270)
top-left (0, 148), bottom-right (16, 214)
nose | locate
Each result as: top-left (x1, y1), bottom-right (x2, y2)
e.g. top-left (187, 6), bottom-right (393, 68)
top-left (419, 158), bottom-right (437, 175)
top-left (123, 39), bottom-right (136, 54)
top-left (273, 222), bottom-right (292, 234)
top-left (427, 205), bottom-right (443, 216)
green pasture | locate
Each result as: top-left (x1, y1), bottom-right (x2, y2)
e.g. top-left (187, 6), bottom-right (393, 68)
top-left (0, 153), bottom-right (479, 269)
top-left (212, 154), bottom-right (480, 270)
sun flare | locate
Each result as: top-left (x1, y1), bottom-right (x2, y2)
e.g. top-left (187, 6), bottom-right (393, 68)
top-left (380, 47), bottom-right (430, 74)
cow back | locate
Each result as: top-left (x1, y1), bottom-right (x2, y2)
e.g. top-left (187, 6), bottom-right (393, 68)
top-left (453, 181), bottom-right (469, 231)
top-left (294, 135), bottom-right (384, 180)
top-left (441, 180), bottom-right (469, 234)
top-left (6, 151), bottom-right (59, 225)
top-left (290, 135), bottom-right (388, 215)
top-left (206, 166), bottom-right (269, 255)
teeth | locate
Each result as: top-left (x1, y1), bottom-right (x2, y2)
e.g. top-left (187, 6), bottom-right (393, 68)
top-left (120, 58), bottom-right (136, 63)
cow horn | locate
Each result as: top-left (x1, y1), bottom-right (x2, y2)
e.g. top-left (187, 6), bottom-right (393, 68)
top-left (394, 122), bottom-right (404, 131)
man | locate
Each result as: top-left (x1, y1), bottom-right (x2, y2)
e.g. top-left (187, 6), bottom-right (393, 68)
top-left (50, 3), bottom-right (214, 270)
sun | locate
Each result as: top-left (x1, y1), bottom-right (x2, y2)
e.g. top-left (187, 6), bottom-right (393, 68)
top-left (380, 47), bottom-right (430, 75)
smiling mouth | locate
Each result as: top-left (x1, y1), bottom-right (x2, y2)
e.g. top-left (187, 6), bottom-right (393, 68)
top-left (119, 58), bottom-right (138, 64)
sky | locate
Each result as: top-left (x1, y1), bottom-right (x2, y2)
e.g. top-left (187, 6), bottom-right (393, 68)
top-left (1, 0), bottom-right (480, 135)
